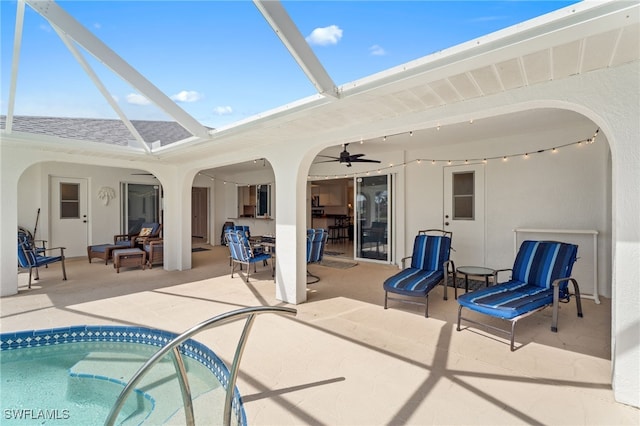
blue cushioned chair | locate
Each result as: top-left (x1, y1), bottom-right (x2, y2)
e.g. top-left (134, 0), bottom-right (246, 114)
top-left (233, 225), bottom-right (250, 239)
top-left (307, 228), bottom-right (328, 284)
top-left (225, 230), bottom-right (272, 283)
top-left (383, 229), bottom-right (454, 317)
top-left (457, 240), bottom-right (583, 351)
top-left (18, 233), bottom-right (67, 288)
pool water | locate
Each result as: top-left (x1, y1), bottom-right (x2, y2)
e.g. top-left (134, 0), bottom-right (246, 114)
top-left (0, 327), bottom-right (245, 425)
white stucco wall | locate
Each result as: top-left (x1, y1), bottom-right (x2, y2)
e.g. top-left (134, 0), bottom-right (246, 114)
top-left (18, 162), bottom-right (160, 249)
top-left (402, 121), bottom-right (611, 298)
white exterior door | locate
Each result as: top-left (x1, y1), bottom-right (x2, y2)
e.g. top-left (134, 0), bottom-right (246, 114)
top-left (443, 164), bottom-right (485, 266)
top-left (50, 177), bottom-right (88, 257)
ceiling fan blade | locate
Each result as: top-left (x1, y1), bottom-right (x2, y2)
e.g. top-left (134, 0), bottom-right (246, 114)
top-left (315, 159), bottom-right (340, 164)
top-left (351, 158), bottom-right (381, 163)
top-left (316, 155), bottom-right (340, 160)
top-left (348, 153), bottom-right (365, 160)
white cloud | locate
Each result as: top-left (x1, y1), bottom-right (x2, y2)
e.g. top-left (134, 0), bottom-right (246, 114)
top-left (213, 106), bottom-right (233, 115)
top-left (369, 44), bottom-right (386, 56)
top-left (93, 22), bottom-right (102, 30)
top-left (39, 24), bottom-right (52, 33)
top-left (126, 93), bottom-right (151, 106)
top-left (306, 25), bottom-right (343, 46)
top-left (171, 90), bottom-right (203, 103)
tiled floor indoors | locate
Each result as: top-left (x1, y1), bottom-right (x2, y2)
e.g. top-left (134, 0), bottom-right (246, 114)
top-left (2, 245), bottom-right (638, 425)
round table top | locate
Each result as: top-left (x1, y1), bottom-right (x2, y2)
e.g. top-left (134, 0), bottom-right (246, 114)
top-left (456, 266), bottom-right (495, 276)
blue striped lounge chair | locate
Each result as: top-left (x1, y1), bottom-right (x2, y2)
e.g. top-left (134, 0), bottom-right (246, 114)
top-left (225, 230), bottom-right (272, 283)
top-left (457, 240), bottom-right (583, 351)
top-left (307, 228), bottom-right (328, 284)
top-left (383, 229), bottom-right (454, 317)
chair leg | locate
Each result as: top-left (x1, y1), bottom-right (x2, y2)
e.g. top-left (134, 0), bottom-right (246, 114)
top-left (510, 320), bottom-right (518, 351)
top-left (61, 258), bottom-right (67, 281)
top-left (456, 305), bottom-right (463, 331)
top-left (384, 292), bottom-right (388, 309)
top-left (424, 295), bottom-right (429, 318)
top-left (28, 267), bottom-right (33, 289)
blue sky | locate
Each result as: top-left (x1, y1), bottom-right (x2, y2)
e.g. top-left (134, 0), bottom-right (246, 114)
top-left (1, 1), bottom-right (581, 129)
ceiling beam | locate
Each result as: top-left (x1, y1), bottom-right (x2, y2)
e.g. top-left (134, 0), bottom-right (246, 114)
top-left (254, 0), bottom-right (339, 99)
top-left (24, 0), bottom-right (209, 139)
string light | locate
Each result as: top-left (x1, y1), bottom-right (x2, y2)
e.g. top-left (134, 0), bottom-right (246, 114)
top-left (306, 128), bottom-right (599, 179)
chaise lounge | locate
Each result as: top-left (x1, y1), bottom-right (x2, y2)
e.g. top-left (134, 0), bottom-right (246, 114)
top-left (457, 240), bottom-right (583, 351)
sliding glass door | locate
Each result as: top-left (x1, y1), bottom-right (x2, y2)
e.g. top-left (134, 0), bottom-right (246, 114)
top-left (121, 183), bottom-right (161, 234)
top-left (355, 174), bottom-right (391, 262)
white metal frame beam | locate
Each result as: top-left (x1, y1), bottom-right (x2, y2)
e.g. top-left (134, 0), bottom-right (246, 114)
top-left (5, 0), bottom-right (27, 133)
top-left (24, 0), bottom-right (209, 140)
top-left (52, 27), bottom-right (151, 153)
top-left (254, 0), bottom-right (339, 99)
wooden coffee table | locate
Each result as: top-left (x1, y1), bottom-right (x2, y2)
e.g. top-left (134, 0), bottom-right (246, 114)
top-left (113, 248), bottom-right (146, 273)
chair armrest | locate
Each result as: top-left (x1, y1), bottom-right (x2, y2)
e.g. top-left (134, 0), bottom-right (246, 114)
top-left (494, 268), bottom-right (513, 283)
top-left (444, 259), bottom-right (456, 274)
top-left (42, 246), bottom-right (66, 256)
top-left (114, 233), bottom-right (131, 243)
top-left (400, 256), bottom-right (412, 269)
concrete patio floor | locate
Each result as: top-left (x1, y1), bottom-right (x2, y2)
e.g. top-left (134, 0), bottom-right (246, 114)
top-left (2, 246), bottom-right (638, 425)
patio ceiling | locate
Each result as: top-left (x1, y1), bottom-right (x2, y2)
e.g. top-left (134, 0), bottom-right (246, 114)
top-left (1, 1), bottom-right (638, 167)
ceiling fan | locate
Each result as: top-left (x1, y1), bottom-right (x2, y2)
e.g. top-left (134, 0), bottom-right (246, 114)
top-left (316, 143), bottom-right (381, 167)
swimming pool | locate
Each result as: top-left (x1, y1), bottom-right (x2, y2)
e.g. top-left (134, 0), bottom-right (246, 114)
top-left (0, 325), bottom-right (246, 425)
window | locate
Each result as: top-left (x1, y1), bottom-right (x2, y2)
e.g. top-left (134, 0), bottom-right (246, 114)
top-left (452, 172), bottom-right (474, 220)
top-left (238, 184), bottom-right (271, 218)
top-left (60, 182), bottom-right (80, 218)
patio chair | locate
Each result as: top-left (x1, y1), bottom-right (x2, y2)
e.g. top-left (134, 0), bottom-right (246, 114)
top-left (142, 238), bottom-right (164, 269)
top-left (383, 229), bottom-right (454, 317)
top-left (233, 225), bottom-right (250, 239)
top-left (18, 233), bottom-right (67, 288)
top-left (456, 240), bottom-right (583, 351)
top-left (114, 222), bottom-right (162, 248)
top-left (225, 230), bottom-right (272, 283)
top-left (307, 228), bottom-right (328, 284)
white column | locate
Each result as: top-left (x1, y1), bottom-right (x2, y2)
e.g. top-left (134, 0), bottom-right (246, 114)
top-left (269, 150), bottom-right (311, 304)
top-left (0, 158), bottom-right (20, 296)
top-left (154, 167), bottom-right (194, 271)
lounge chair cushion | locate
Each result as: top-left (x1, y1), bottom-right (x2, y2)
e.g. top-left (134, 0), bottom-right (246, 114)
top-left (457, 241), bottom-right (578, 320)
top-left (89, 243), bottom-right (114, 253)
top-left (410, 234), bottom-right (451, 271)
top-left (383, 268), bottom-right (445, 297)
